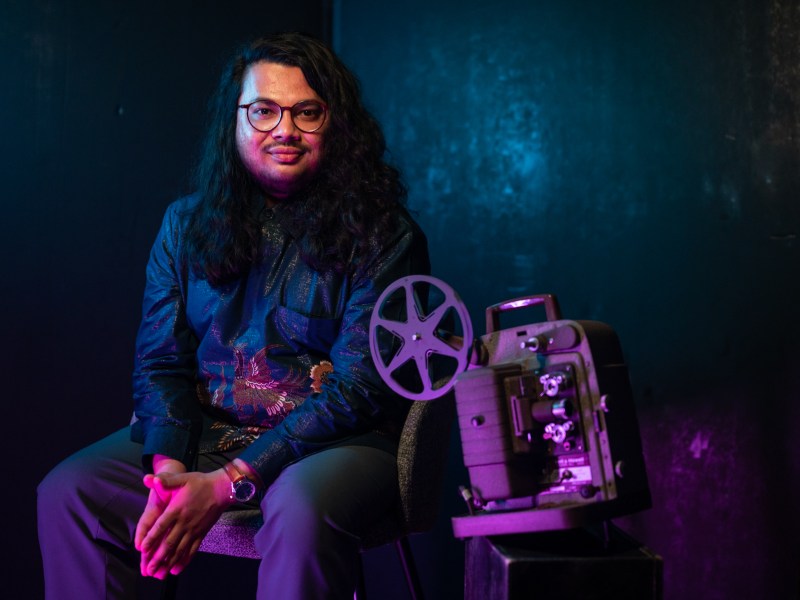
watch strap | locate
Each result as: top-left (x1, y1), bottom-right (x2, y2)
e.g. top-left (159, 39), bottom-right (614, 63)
top-left (223, 461), bottom-right (245, 484)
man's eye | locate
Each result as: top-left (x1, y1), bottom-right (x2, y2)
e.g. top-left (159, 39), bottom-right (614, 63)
top-left (251, 104), bottom-right (278, 119)
top-left (295, 105), bottom-right (323, 120)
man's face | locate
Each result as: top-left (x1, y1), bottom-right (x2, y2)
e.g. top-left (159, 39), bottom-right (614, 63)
top-left (236, 61), bottom-right (327, 201)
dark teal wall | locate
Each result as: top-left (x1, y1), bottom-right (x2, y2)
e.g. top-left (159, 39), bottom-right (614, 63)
top-left (337, 1), bottom-right (799, 599)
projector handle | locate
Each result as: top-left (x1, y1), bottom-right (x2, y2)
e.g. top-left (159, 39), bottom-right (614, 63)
top-left (485, 294), bottom-right (562, 334)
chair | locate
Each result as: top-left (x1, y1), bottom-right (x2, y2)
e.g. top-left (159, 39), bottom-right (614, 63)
top-left (161, 391), bottom-right (455, 600)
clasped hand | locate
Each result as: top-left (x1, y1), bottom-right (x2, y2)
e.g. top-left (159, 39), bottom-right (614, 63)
top-left (134, 469), bottom-right (233, 579)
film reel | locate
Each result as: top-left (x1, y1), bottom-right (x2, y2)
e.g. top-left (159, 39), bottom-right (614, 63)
top-left (369, 275), bottom-right (473, 400)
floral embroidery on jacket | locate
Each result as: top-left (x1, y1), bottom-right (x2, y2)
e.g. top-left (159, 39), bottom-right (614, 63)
top-left (197, 349), bottom-right (333, 453)
top-left (197, 344), bottom-right (310, 431)
top-left (231, 345), bottom-right (308, 420)
top-left (309, 360), bottom-right (334, 393)
top-left (210, 421), bottom-right (263, 451)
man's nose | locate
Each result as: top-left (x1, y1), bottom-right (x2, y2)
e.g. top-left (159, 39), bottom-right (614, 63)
top-left (271, 109), bottom-right (300, 139)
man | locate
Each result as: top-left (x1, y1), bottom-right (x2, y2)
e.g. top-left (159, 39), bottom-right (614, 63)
top-left (37, 32), bottom-right (429, 599)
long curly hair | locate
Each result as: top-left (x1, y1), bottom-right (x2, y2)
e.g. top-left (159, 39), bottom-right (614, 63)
top-left (184, 32), bottom-right (406, 285)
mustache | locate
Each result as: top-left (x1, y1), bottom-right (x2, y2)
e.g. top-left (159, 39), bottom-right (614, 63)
top-left (265, 141), bottom-right (307, 151)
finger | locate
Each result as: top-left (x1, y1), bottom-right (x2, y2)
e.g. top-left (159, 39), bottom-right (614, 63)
top-left (153, 472), bottom-right (185, 490)
top-left (134, 517), bottom-right (148, 551)
top-left (150, 563), bottom-right (172, 580)
top-left (146, 527), bottom-right (184, 577)
top-left (159, 532), bottom-right (194, 577)
top-left (170, 538), bottom-right (202, 576)
top-left (152, 477), bottom-right (172, 501)
top-left (139, 528), bottom-right (163, 577)
top-left (148, 527), bottom-right (185, 571)
top-left (139, 524), bottom-right (167, 576)
top-left (147, 550), bottom-right (175, 578)
top-left (135, 494), bottom-right (165, 550)
top-left (145, 536), bottom-right (173, 576)
top-left (141, 509), bottom-right (177, 554)
top-left (143, 474), bottom-right (171, 503)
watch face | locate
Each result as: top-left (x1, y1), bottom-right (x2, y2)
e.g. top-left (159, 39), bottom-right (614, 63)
top-left (233, 479), bottom-right (257, 502)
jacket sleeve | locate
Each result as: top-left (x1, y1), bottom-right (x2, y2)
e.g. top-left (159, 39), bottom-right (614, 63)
top-left (238, 214), bottom-right (431, 486)
top-left (130, 201), bottom-right (202, 471)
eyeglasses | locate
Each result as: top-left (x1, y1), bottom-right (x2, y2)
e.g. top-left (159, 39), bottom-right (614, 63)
top-left (238, 99), bottom-right (328, 133)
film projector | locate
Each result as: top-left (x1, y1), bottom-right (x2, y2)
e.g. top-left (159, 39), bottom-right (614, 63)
top-left (369, 275), bottom-right (651, 538)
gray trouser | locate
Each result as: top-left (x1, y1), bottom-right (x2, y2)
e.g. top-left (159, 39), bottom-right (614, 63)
top-left (37, 427), bottom-right (399, 599)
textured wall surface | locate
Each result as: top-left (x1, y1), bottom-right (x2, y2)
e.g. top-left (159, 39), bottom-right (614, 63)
top-left (337, 1), bottom-right (799, 598)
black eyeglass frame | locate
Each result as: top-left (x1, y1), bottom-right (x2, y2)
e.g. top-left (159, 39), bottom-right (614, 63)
top-left (237, 99), bottom-right (329, 133)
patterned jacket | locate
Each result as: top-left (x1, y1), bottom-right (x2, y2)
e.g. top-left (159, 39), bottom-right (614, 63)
top-left (130, 194), bottom-right (430, 487)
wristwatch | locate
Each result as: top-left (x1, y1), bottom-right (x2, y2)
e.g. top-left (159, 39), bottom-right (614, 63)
top-left (223, 461), bottom-right (258, 503)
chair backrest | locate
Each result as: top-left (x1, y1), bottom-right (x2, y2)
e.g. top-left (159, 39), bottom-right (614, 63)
top-left (396, 391), bottom-right (455, 534)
